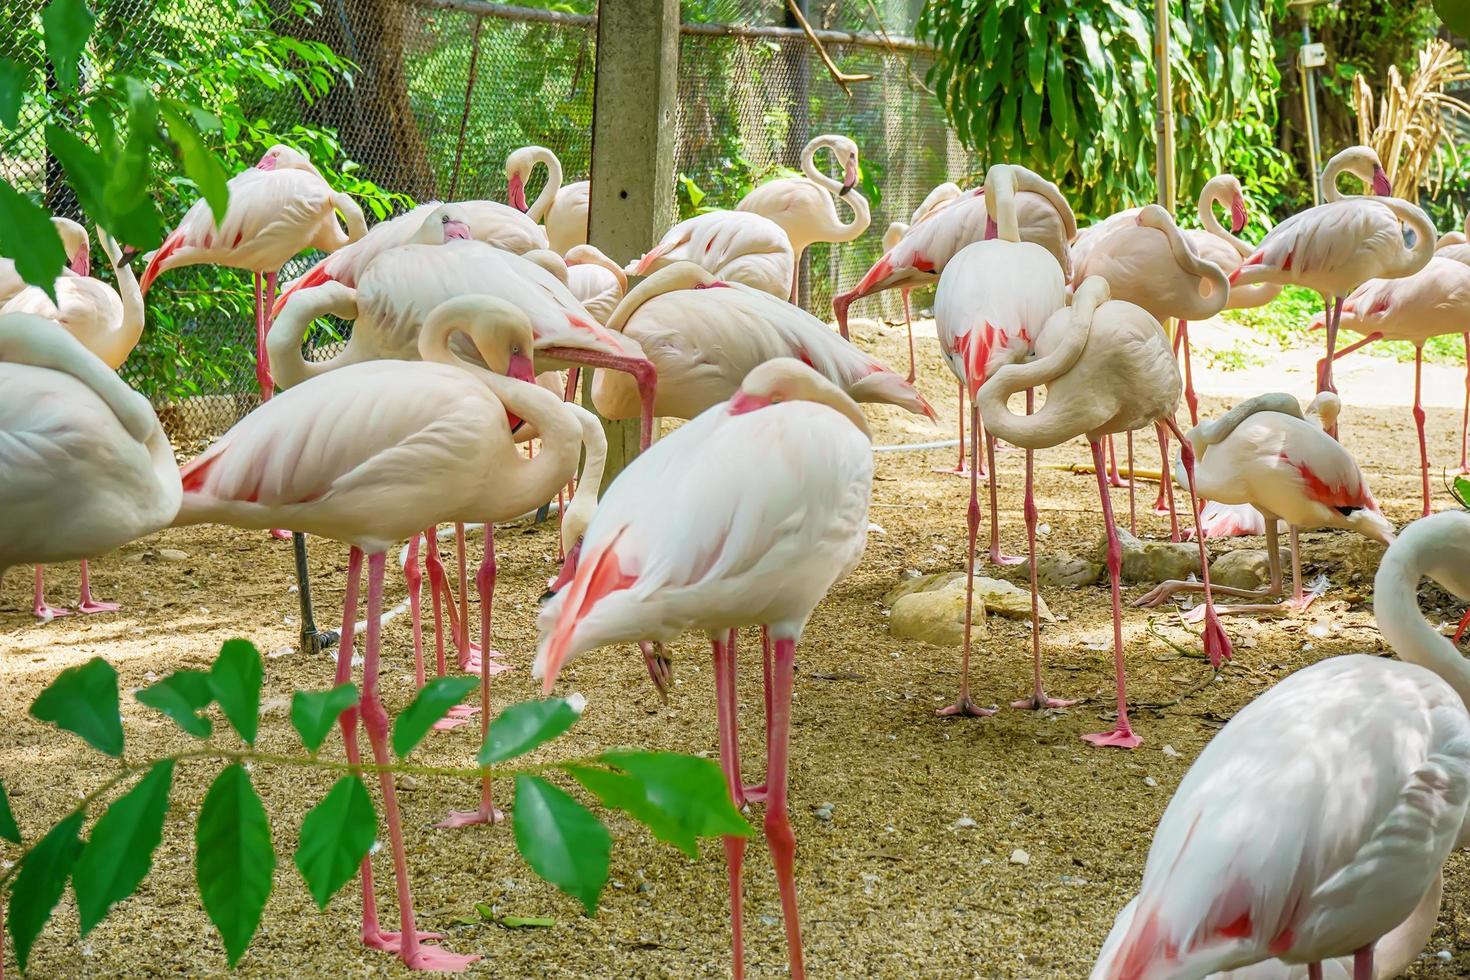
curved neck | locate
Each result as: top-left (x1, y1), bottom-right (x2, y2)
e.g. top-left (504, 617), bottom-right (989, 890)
top-left (527, 150), bottom-right (563, 224)
top-left (1151, 212), bottom-right (1230, 319)
top-left (1377, 199), bottom-right (1436, 279)
top-left (263, 283), bottom-right (362, 389)
top-left (605, 262), bottom-right (712, 332)
top-left (558, 402), bottom-right (609, 549)
top-left (1321, 153), bottom-right (1374, 203)
top-left (1375, 532), bottom-right (1470, 710)
top-left (799, 139), bottom-right (870, 241)
top-left (479, 373), bottom-right (586, 518)
top-left (799, 138), bottom-right (841, 194)
top-left (1197, 185), bottom-right (1249, 257)
top-left (983, 166), bottom-right (1022, 242)
top-left (109, 244), bottom-right (145, 363)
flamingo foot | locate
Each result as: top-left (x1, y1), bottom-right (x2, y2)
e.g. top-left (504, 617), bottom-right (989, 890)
top-left (430, 708), bottom-right (477, 732)
top-left (363, 929), bottom-right (443, 953)
top-left (932, 465), bottom-right (979, 478)
top-left (936, 696), bottom-right (997, 718)
top-left (76, 598), bottom-right (121, 615)
top-left (270, 528), bottom-right (292, 540)
top-left (33, 601), bottom-right (71, 621)
top-left (1201, 609), bottom-right (1233, 669)
top-left (742, 783), bottom-right (768, 804)
top-left (987, 547), bottom-right (1024, 567)
top-left (1134, 579), bottom-right (1199, 609)
top-left (1107, 472), bottom-right (1129, 489)
top-left (1082, 721), bottom-right (1143, 749)
top-left (458, 644), bottom-right (513, 676)
top-left (402, 947), bottom-right (479, 972)
top-left (435, 804), bottom-right (506, 829)
top-left (1010, 693), bottom-right (1080, 710)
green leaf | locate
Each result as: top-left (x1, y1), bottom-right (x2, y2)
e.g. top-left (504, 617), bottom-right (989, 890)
top-left (209, 639), bottom-right (263, 745)
top-left (1435, 0), bottom-right (1470, 37)
top-left (0, 178), bottom-right (66, 299)
top-left (196, 764), bottom-right (275, 967)
top-left (294, 776), bottom-right (375, 911)
top-left (0, 779), bottom-right (19, 844)
top-left (498, 915), bottom-right (555, 928)
top-left (41, 0), bottom-right (95, 91)
top-left (391, 676), bottom-right (477, 758)
top-left (566, 765), bottom-right (689, 853)
top-left (602, 751), bottom-right (752, 853)
top-left (161, 103), bottom-right (229, 225)
top-left (512, 775), bottom-right (609, 915)
top-left (46, 124), bottom-right (109, 220)
top-left (136, 669), bottom-right (214, 738)
top-left (478, 696), bottom-right (584, 767)
top-left (29, 657), bottom-right (124, 757)
top-left (1452, 475), bottom-right (1470, 509)
top-left (7, 811), bottom-right (83, 971)
top-left (73, 760), bottom-right (174, 935)
top-left (290, 683), bottom-right (358, 754)
top-left (0, 58), bottom-right (29, 129)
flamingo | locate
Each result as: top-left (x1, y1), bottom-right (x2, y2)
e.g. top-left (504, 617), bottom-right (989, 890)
top-left (1231, 158), bottom-right (1434, 437)
top-left (1307, 255), bottom-right (1470, 515)
top-left (979, 276), bottom-right (1231, 749)
top-left (1091, 510), bottom-right (1470, 980)
top-left (0, 315), bottom-right (181, 615)
top-left (1137, 392), bottom-right (1395, 618)
top-left (504, 145), bottom-right (588, 255)
top-left (589, 262), bottom-right (934, 421)
top-left (1429, 221), bottom-right (1470, 475)
top-left (139, 144), bottom-right (367, 399)
top-left (736, 133), bottom-right (872, 300)
top-left (534, 358), bottom-right (874, 980)
top-left (931, 163), bottom-right (1071, 717)
top-left (563, 244), bottom-right (626, 324)
top-left (176, 295), bottom-right (604, 968)
top-left (627, 210), bottom-right (795, 299)
top-left (3, 229), bottom-right (146, 617)
top-left (270, 200), bottom-right (549, 314)
top-left (0, 217), bottom-right (90, 301)
top-left (881, 181), bottom-right (964, 385)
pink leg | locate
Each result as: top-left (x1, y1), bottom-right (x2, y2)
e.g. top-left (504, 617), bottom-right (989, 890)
top-left (765, 636), bottom-right (805, 980)
top-left (935, 381), bottom-right (971, 477)
top-left (423, 530), bottom-right (473, 731)
top-left (1459, 333), bottom-right (1469, 474)
top-left (1308, 964), bottom-right (1323, 980)
top-left (455, 523), bottom-right (471, 667)
top-left (1321, 295), bottom-right (1343, 438)
top-left (1081, 439), bottom-right (1142, 750)
top-left (1126, 430), bottom-right (1137, 536)
top-left (1453, 607), bottom-right (1469, 644)
top-left (32, 566), bottom-right (71, 620)
top-left (743, 628), bottom-right (770, 803)
top-left (563, 367), bottom-right (580, 403)
top-left (711, 630), bottom-right (747, 980)
top-left (1413, 345), bottom-right (1431, 517)
top-left (359, 552), bottom-right (478, 971)
top-left (901, 289), bottom-right (916, 383)
top-left (1316, 331), bottom-right (1382, 391)
top-left (1013, 390), bottom-right (1077, 711)
top-left (438, 533), bottom-right (506, 829)
top-left (939, 403), bottom-right (997, 718)
top-left (1166, 417), bottom-right (1233, 668)
top-left (406, 533), bottom-right (426, 688)
top-left (1352, 945), bottom-right (1372, 980)
top-left (1106, 435), bottom-right (1127, 488)
top-left (1150, 422), bottom-right (1180, 539)
top-left (75, 560), bottom-right (120, 614)
top-left (1178, 321), bottom-right (1199, 426)
top-left (987, 432), bottom-right (1021, 566)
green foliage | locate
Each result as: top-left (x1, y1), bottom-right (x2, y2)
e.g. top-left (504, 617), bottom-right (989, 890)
top-left (6, 812), bottom-right (84, 972)
top-left (72, 760), bottom-right (174, 934)
top-left (1453, 475), bottom-right (1470, 508)
top-left (479, 696), bottom-right (584, 766)
top-left (137, 669), bottom-right (215, 738)
top-left (0, 178), bottom-right (68, 299)
top-left (392, 675), bottom-right (479, 758)
top-left (0, 781), bottom-right (19, 845)
top-left (294, 775), bottom-right (376, 910)
top-left (208, 639), bottom-right (263, 746)
top-left (196, 764), bottom-right (275, 966)
top-left (513, 775), bottom-right (610, 915)
top-left (290, 682), bottom-right (359, 754)
top-left (29, 657), bottom-right (124, 757)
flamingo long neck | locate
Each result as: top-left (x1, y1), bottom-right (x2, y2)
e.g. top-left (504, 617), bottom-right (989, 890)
top-left (558, 402), bottom-right (609, 547)
top-left (799, 139), bottom-right (870, 242)
top-left (527, 149), bottom-right (564, 224)
top-left (1377, 199), bottom-right (1437, 279)
top-left (984, 166), bottom-right (1022, 243)
top-left (1151, 213), bottom-right (1230, 320)
top-left (1374, 520), bottom-right (1470, 710)
top-left (1321, 153), bottom-right (1374, 203)
top-left (263, 282), bottom-right (365, 390)
top-left (478, 372), bottom-right (587, 518)
top-left (1198, 181), bottom-right (1249, 258)
top-left (102, 234), bottom-right (145, 367)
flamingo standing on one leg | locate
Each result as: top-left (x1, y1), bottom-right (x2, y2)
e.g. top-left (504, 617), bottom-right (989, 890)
top-left (534, 358), bottom-right (874, 980)
top-left (736, 134), bottom-right (872, 301)
top-left (504, 145), bottom-right (589, 255)
top-left (0, 315), bottom-right (181, 615)
top-left (1091, 510), bottom-right (1470, 980)
top-left (1427, 220), bottom-right (1470, 475)
top-left (880, 181), bottom-right (963, 385)
top-left (176, 296), bottom-right (604, 966)
top-left (0, 217), bottom-right (90, 302)
top-left (627, 210), bottom-right (796, 300)
top-left (1137, 392), bottom-right (1394, 618)
top-left (979, 276), bottom-right (1232, 748)
top-left (5, 229), bottom-right (146, 617)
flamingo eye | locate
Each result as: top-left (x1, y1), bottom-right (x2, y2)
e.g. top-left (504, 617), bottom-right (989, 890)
top-left (511, 345), bottom-right (521, 355)
top-left (1336, 506), bottom-right (1359, 517)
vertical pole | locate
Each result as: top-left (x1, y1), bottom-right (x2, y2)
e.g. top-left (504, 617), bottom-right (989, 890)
top-left (1299, 11), bottom-right (1324, 206)
top-left (1152, 0), bottom-right (1175, 212)
top-left (587, 0), bottom-right (680, 487)
top-left (784, 0), bottom-right (812, 309)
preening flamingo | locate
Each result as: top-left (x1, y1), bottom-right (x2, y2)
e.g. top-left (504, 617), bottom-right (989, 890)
top-left (1231, 158), bottom-right (1433, 436)
top-left (3, 228), bottom-right (146, 617)
top-left (1308, 255), bottom-right (1470, 514)
top-left (1091, 510), bottom-right (1470, 980)
top-left (931, 163), bottom-right (1070, 717)
top-left (0, 216), bottom-right (90, 302)
top-left (882, 181), bottom-right (965, 385)
top-left (140, 144), bottom-right (367, 399)
top-left (563, 244), bottom-right (627, 324)
top-left (0, 315), bottom-right (181, 616)
top-left (979, 276), bottom-right (1231, 749)
top-left (534, 358), bottom-right (874, 980)
top-left (271, 200), bottom-right (549, 314)
top-left (736, 133), bottom-right (872, 299)
top-left (504, 145), bottom-right (588, 255)
top-left (1137, 392), bottom-right (1394, 618)
top-left (627, 209), bottom-right (796, 300)
top-left (590, 262), bottom-right (933, 421)
top-left (177, 295), bottom-right (604, 969)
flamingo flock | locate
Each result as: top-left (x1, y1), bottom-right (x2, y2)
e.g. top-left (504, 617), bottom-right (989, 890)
top-left (3, 130), bottom-right (1470, 980)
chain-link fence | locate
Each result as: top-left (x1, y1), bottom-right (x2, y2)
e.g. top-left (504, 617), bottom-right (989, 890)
top-left (0, 0), bottom-right (971, 448)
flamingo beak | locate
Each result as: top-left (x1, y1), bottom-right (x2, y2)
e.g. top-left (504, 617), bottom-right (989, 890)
top-left (444, 219), bottom-right (472, 242)
top-left (984, 216), bottom-right (997, 240)
top-left (541, 540), bottom-right (583, 604)
top-left (256, 153), bottom-right (277, 171)
top-left (69, 247), bottom-right (90, 277)
top-left (508, 173), bottom-right (529, 213)
top-left (840, 156), bottom-right (858, 196)
top-left (728, 391), bottom-right (771, 416)
top-left (504, 352), bottom-right (537, 430)
top-left (641, 642), bottom-right (673, 702)
top-left (1230, 196), bottom-right (1248, 234)
top-left (1371, 166), bottom-right (1392, 197)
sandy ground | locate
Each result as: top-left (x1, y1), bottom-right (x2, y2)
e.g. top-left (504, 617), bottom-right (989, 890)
top-left (3, 314), bottom-right (1470, 978)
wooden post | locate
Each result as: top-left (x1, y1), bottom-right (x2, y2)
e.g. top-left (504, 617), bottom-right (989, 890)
top-left (1152, 0), bottom-right (1176, 213)
top-left (585, 0), bottom-right (680, 488)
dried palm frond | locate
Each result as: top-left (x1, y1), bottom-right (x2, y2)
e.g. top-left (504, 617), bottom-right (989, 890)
top-left (1353, 39), bottom-right (1470, 199)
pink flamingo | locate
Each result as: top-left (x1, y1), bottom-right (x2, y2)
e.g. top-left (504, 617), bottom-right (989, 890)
top-left (177, 295), bottom-right (603, 968)
top-left (140, 144), bottom-right (366, 400)
top-left (931, 163), bottom-right (1071, 716)
top-left (0, 314), bottom-right (181, 616)
top-left (589, 261), bottom-right (933, 420)
top-left (1092, 511), bottom-right (1470, 980)
top-left (736, 134), bottom-right (871, 300)
top-left (881, 181), bottom-right (964, 385)
top-left (628, 210), bottom-right (795, 299)
top-left (1307, 255), bottom-right (1470, 515)
top-left (1429, 220), bottom-right (1470, 474)
top-left (979, 275), bottom-right (1231, 749)
top-left (1137, 392), bottom-right (1394, 618)
top-left (504, 145), bottom-right (589, 255)
top-left (563, 244), bottom-right (626, 324)
top-left (4, 229), bottom-right (146, 617)
top-left (534, 358), bottom-right (874, 980)
top-left (0, 217), bottom-right (90, 302)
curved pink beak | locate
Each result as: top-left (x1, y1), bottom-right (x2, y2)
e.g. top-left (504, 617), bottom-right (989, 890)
top-left (841, 156), bottom-right (858, 196)
top-left (1230, 196), bottom-right (1248, 235)
top-left (728, 391), bottom-right (770, 416)
top-left (508, 173), bottom-right (529, 213)
top-left (255, 153), bottom-right (277, 171)
top-left (1371, 166), bottom-right (1391, 196)
top-left (444, 220), bottom-right (472, 241)
top-left (70, 247), bottom-right (90, 277)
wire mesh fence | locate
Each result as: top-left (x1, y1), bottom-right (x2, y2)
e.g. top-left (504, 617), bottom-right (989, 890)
top-left (0, 0), bottom-right (971, 448)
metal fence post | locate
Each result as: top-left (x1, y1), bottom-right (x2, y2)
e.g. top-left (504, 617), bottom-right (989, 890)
top-left (586, 0), bottom-right (680, 488)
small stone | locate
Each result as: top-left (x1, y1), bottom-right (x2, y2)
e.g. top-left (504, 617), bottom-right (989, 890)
top-left (1143, 776), bottom-right (1159, 788)
top-left (889, 583), bottom-right (985, 646)
top-left (637, 882), bottom-right (653, 894)
top-left (1161, 744), bottom-right (1180, 758)
top-left (157, 548), bottom-right (190, 562)
top-left (1009, 849), bottom-right (1031, 866)
top-left (1094, 528), bottom-right (1200, 584)
top-left (951, 816), bottom-right (978, 830)
top-left (1436, 950), bottom-right (1453, 962)
top-left (1021, 552), bottom-right (1102, 588)
top-left (395, 775), bottom-right (419, 791)
top-left (1059, 875), bottom-right (1089, 886)
top-left (812, 803), bottom-right (834, 822)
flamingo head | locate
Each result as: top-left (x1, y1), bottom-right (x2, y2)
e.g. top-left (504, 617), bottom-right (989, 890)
top-left (841, 150), bottom-right (859, 196)
top-left (1230, 193), bottom-right (1248, 234)
top-left (53, 218), bottom-right (90, 276)
top-left (507, 171), bottom-right (529, 212)
top-left (1371, 165), bottom-right (1392, 197)
top-left (413, 204), bottom-right (474, 245)
top-left (728, 358), bottom-right (871, 438)
top-left (1342, 504), bottom-right (1395, 546)
top-left (255, 145), bottom-right (318, 175)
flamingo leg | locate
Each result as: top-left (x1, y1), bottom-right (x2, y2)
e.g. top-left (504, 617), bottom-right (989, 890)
top-left (32, 566), bottom-right (70, 620)
top-left (1459, 332), bottom-right (1469, 474)
top-left (1136, 516), bottom-right (1294, 615)
top-left (765, 635), bottom-right (805, 980)
top-left (1106, 435), bottom-right (1126, 488)
top-left (359, 551), bottom-right (479, 971)
top-left (711, 629), bottom-right (747, 980)
top-left (1013, 389), bottom-right (1077, 711)
top-left (1165, 417), bottom-right (1233, 667)
top-left (987, 432), bottom-right (1021, 566)
top-left (438, 532), bottom-right (506, 829)
top-left (1320, 295), bottom-right (1343, 438)
top-left (939, 403), bottom-right (996, 717)
top-left (1178, 320), bottom-right (1199, 426)
top-left (744, 628), bottom-right (770, 803)
top-left (291, 532), bottom-right (337, 655)
top-left (1316, 331), bottom-right (1381, 388)
top-left (1452, 606), bottom-right (1469, 644)
top-left (423, 529), bottom-right (474, 730)
top-left (935, 381), bottom-right (970, 477)
top-left (71, 560), bottom-right (119, 614)
top-left (563, 367), bottom-right (580, 403)
top-left (1125, 430), bottom-right (1137, 536)
top-left (1413, 345), bottom-right (1431, 517)
top-left (1082, 439), bottom-right (1142, 749)
top-left (1352, 945), bottom-right (1373, 980)
top-left (901, 288), bottom-right (916, 383)
top-left (1151, 424), bottom-right (1177, 530)
top-left (406, 533), bottom-right (426, 688)
top-left (455, 523), bottom-right (471, 669)
top-left (1308, 963), bottom-right (1323, 980)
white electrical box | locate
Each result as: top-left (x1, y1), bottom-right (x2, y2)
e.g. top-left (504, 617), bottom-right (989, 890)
top-left (1300, 42), bottom-right (1327, 69)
